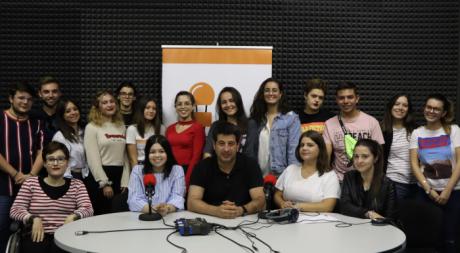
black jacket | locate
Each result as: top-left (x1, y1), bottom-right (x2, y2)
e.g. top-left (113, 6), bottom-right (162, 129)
top-left (382, 130), bottom-right (393, 174)
top-left (340, 170), bottom-right (397, 219)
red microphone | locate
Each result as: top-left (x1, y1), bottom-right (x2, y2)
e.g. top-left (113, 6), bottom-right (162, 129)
top-left (139, 174), bottom-right (161, 221)
top-left (143, 174), bottom-right (156, 188)
top-left (263, 174), bottom-right (277, 186)
top-left (263, 174), bottom-right (277, 211)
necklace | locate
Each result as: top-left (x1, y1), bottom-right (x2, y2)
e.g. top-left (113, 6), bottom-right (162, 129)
top-left (177, 120), bottom-right (193, 126)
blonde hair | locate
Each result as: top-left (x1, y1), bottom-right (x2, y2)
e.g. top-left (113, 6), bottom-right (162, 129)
top-left (88, 90), bottom-right (124, 126)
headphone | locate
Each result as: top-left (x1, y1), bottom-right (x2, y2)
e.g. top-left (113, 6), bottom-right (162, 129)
top-left (259, 208), bottom-right (299, 223)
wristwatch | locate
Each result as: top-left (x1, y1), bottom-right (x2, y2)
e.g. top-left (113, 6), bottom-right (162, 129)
top-left (99, 180), bottom-right (113, 188)
top-left (73, 213), bottom-right (81, 221)
top-left (27, 215), bottom-right (38, 225)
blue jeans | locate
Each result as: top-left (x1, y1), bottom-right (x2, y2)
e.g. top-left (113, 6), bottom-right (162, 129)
top-left (392, 181), bottom-right (417, 200)
top-left (416, 188), bottom-right (460, 253)
top-left (0, 196), bottom-right (12, 253)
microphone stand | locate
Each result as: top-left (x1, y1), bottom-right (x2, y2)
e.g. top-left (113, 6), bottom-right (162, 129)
top-left (258, 184), bottom-right (273, 219)
top-left (139, 186), bottom-right (162, 221)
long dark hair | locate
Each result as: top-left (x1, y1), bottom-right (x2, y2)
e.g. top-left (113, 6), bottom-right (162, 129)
top-left (216, 87), bottom-right (248, 134)
top-left (380, 94), bottom-right (417, 139)
top-left (295, 130), bottom-right (330, 176)
top-left (143, 135), bottom-right (177, 179)
top-left (424, 93), bottom-right (454, 134)
top-left (133, 97), bottom-right (162, 138)
top-left (55, 98), bottom-right (82, 143)
top-left (353, 139), bottom-right (384, 201)
top-left (250, 78), bottom-right (290, 124)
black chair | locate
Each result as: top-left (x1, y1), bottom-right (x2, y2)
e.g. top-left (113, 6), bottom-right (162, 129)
top-left (398, 199), bottom-right (443, 253)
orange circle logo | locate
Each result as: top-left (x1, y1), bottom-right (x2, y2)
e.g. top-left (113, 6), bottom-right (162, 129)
top-left (190, 82), bottom-right (215, 105)
top-left (189, 82), bottom-right (215, 127)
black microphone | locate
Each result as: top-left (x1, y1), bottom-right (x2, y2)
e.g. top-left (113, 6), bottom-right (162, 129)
top-left (263, 174), bottom-right (277, 211)
top-left (139, 174), bottom-right (162, 221)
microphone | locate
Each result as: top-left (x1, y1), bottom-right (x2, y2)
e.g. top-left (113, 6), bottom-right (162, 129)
top-left (139, 174), bottom-right (161, 221)
top-left (144, 174), bottom-right (156, 196)
top-left (263, 174), bottom-right (277, 211)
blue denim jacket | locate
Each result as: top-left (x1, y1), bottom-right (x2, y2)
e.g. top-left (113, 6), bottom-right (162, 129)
top-left (246, 111), bottom-right (301, 175)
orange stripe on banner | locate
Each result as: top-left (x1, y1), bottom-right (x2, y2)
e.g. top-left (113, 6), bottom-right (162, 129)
top-left (163, 49), bottom-right (272, 64)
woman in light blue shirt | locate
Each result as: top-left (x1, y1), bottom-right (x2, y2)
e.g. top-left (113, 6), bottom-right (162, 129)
top-left (247, 78), bottom-right (301, 176)
top-left (128, 135), bottom-right (185, 216)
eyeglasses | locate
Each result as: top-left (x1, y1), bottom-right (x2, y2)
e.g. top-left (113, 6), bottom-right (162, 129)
top-left (46, 156), bottom-right (67, 165)
top-left (425, 105), bottom-right (442, 114)
top-left (119, 92), bottom-right (134, 97)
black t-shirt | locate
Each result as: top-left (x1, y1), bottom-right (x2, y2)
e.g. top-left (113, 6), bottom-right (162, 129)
top-left (38, 176), bottom-right (70, 200)
top-left (298, 109), bottom-right (334, 134)
top-left (30, 107), bottom-right (58, 146)
top-left (122, 112), bottom-right (133, 127)
top-left (190, 154), bottom-right (263, 206)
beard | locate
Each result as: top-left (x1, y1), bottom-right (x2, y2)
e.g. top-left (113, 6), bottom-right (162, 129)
top-left (43, 99), bottom-right (58, 108)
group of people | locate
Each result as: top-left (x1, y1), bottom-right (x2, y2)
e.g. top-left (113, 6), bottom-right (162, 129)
top-left (0, 76), bottom-right (458, 253)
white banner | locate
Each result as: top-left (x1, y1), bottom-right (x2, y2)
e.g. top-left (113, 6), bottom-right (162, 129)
top-left (162, 46), bottom-right (273, 129)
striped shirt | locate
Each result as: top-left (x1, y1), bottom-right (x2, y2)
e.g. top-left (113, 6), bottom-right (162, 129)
top-left (10, 177), bottom-right (93, 234)
top-left (386, 128), bottom-right (415, 184)
top-left (127, 165), bottom-right (186, 212)
top-left (0, 111), bottom-right (44, 196)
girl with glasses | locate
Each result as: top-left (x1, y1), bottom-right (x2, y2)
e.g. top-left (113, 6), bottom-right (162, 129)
top-left (10, 142), bottom-right (93, 253)
top-left (410, 94), bottom-right (460, 253)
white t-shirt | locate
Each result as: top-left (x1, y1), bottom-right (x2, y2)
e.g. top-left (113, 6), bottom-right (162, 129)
top-left (52, 130), bottom-right (89, 178)
top-left (258, 122), bottom-right (271, 176)
top-left (275, 164), bottom-right (340, 203)
top-left (387, 128), bottom-right (416, 184)
top-left (126, 124), bottom-right (165, 162)
top-left (410, 124), bottom-right (460, 191)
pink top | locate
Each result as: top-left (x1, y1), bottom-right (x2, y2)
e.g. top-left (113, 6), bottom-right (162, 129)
top-left (323, 111), bottom-right (384, 180)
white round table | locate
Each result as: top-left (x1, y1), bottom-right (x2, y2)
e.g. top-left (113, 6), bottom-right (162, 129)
top-left (55, 211), bottom-right (405, 253)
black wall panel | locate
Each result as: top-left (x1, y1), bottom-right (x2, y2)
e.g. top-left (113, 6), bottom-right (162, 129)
top-left (0, 2), bottom-right (80, 109)
top-left (1, 0), bottom-right (459, 123)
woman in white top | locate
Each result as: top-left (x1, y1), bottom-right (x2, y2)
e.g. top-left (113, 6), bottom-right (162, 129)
top-left (410, 93), bottom-right (460, 252)
top-left (126, 97), bottom-right (165, 168)
top-left (381, 94), bottom-right (417, 200)
top-left (247, 78), bottom-right (301, 176)
top-left (274, 130), bottom-right (340, 212)
top-left (84, 90), bottom-right (130, 215)
top-left (52, 98), bottom-right (89, 180)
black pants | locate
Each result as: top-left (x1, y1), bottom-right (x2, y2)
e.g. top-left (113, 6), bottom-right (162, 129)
top-left (21, 233), bottom-right (67, 253)
top-left (92, 166), bottom-right (123, 215)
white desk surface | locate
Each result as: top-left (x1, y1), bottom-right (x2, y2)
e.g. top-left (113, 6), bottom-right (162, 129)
top-left (55, 211), bottom-right (405, 253)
